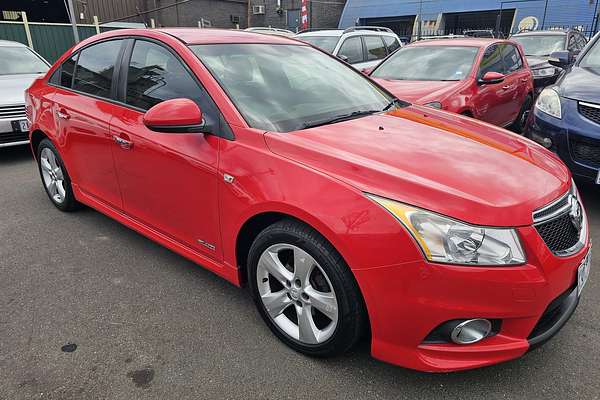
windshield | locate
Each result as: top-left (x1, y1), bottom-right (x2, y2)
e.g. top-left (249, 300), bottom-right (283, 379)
top-left (296, 36), bottom-right (340, 53)
top-left (371, 46), bottom-right (479, 81)
top-left (580, 38), bottom-right (600, 68)
top-left (511, 35), bottom-right (565, 56)
top-left (190, 44), bottom-right (393, 132)
top-left (0, 46), bottom-right (48, 75)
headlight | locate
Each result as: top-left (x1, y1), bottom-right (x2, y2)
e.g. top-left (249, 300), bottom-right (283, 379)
top-left (424, 101), bottom-right (442, 109)
top-left (367, 194), bottom-right (526, 265)
top-left (532, 67), bottom-right (557, 78)
top-left (535, 88), bottom-right (562, 119)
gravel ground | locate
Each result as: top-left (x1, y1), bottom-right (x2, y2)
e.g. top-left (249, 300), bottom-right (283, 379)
top-left (1, 145), bottom-right (599, 400)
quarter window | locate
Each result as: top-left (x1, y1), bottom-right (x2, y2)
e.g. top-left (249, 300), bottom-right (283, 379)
top-left (364, 36), bottom-right (387, 61)
top-left (383, 36), bottom-right (401, 53)
top-left (338, 36), bottom-right (364, 64)
top-left (72, 40), bottom-right (122, 98)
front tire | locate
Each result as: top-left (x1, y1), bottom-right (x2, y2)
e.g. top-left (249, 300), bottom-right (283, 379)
top-left (248, 219), bottom-right (366, 357)
top-left (37, 138), bottom-right (79, 211)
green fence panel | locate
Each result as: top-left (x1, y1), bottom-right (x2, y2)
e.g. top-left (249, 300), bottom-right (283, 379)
top-left (0, 23), bottom-right (28, 45)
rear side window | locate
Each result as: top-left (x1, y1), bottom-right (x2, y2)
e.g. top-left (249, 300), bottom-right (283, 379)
top-left (338, 36), bottom-right (364, 64)
top-left (479, 44), bottom-right (506, 77)
top-left (501, 44), bottom-right (523, 73)
top-left (383, 36), bottom-right (401, 53)
top-left (364, 36), bottom-right (387, 61)
top-left (72, 40), bottom-right (122, 98)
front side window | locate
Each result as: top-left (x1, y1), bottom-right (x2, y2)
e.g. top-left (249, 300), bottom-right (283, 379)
top-left (501, 44), bottom-right (523, 73)
top-left (371, 46), bottom-right (479, 81)
top-left (364, 36), bottom-right (387, 61)
top-left (191, 44), bottom-right (393, 133)
top-left (296, 36), bottom-right (340, 53)
top-left (479, 45), bottom-right (506, 77)
top-left (0, 46), bottom-right (48, 75)
top-left (72, 40), bottom-right (122, 98)
top-left (338, 37), bottom-right (364, 64)
top-left (511, 34), bottom-right (566, 56)
top-left (580, 38), bottom-right (600, 69)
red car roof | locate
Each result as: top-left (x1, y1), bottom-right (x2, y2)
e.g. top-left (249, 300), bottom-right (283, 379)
top-left (410, 38), bottom-right (508, 47)
top-left (157, 28), bottom-right (304, 45)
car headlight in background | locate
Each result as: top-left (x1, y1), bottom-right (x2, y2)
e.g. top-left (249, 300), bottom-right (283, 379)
top-left (535, 88), bottom-right (562, 119)
top-left (532, 67), bottom-right (557, 78)
top-left (424, 101), bottom-right (442, 109)
top-left (367, 194), bottom-right (526, 265)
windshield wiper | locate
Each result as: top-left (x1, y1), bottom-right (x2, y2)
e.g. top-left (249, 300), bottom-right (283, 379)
top-left (301, 110), bottom-right (380, 129)
top-left (382, 98), bottom-right (404, 112)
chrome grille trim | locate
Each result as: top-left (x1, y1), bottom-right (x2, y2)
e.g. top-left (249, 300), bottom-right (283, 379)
top-left (0, 104), bottom-right (27, 120)
top-left (532, 190), bottom-right (571, 224)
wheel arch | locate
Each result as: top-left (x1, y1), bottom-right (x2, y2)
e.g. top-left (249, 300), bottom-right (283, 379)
top-left (30, 129), bottom-right (49, 157)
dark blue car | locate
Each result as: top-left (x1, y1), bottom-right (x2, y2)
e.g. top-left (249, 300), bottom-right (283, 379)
top-left (526, 32), bottom-right (600, 185)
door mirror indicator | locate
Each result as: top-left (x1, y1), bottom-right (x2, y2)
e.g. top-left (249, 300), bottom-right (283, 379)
top-left (548, 51), bottom-right (572, 68)
top-left (143, 98), bottom-right (207, 133)
top-left (478, 71), bottom-right (506, 85)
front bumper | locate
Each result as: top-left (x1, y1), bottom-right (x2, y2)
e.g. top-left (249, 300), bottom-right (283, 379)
top-left (526, 98), bottom-right (600, 182)
top-left (353, 225), bottom-right (591, 372)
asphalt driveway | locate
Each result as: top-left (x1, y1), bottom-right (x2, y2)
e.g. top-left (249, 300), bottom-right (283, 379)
top-left (1, 145), bottom-right (599, 400)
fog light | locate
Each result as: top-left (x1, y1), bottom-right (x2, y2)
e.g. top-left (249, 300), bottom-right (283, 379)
top-left (541, 137), bottom-right (553, 149)
top-left (450, 319), bottom-right (492, 344)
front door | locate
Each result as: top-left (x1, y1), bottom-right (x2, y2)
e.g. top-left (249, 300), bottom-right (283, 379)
top-left (52, 39), bottom-right (125, 209)
top-left (110, 39), bottom-right (223, 260)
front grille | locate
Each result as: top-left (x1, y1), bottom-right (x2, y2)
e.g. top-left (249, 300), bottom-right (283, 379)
top-left (570, 136), bottom-right (600, 166)
top-left (579, 102), bottom-right (600, 125)
top-left (0, 131), bottom-right (29, 144)
top-left (532, 192), bottom-right (569, 222)
top-left (535, 213), bottom-right (580, 253)
top-left (0, 104), bottom-right (26, 120)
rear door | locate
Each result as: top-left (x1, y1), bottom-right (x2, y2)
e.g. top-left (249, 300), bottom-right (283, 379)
top-left (51, 39), bottom-right (125, 208)
top-left (109, 39), bottom-right (223, 260)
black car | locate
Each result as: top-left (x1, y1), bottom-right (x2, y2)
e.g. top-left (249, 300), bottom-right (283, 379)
top-left (511, 29), bottom-right (588, 94)
top-left (525, 32), bottom-right (600, 185)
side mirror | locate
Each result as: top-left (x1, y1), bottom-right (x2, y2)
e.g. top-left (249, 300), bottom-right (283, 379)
top-left (361, 67), bottom-right (374, 75)
top-left (143, 98), bottom-right (206, 133)
top-left (337, 54), bottom-right (349, 63)
top-left (478, 71), bottom-right (506, 85)
top-left (548, 51), bottom-right (571, 68)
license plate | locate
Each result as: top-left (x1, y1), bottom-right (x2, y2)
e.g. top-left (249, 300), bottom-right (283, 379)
top-left (577, 250), bottom-right (591, 297)
top-left (12, 119), bottom-right (29, 132)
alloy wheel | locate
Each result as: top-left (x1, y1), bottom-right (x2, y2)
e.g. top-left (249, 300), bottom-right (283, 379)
top-left (256, 243), bottom-right (339, 344)
top-left (40, 147), bottom-right (66, 204)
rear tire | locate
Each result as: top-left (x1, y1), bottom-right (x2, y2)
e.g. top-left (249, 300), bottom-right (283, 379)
top-left (248, 219), bottom-right (366, 357)
top-left (37, 139), bottom-right (79, 212)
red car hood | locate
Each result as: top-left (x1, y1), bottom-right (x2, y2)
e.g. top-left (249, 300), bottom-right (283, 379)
top-left (371, 78), bottom-right (464, 104)
top-left (265, 106), bottom-right (570, 227)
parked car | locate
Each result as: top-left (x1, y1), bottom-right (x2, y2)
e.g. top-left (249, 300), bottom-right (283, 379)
top-left (295, 26), bottom-right (401, 70)
top-left (244, 27), bottom-right (296, 37)
top-left (511, 29), bottom-right (588, 95)
top-left (526, 32), bottom-right (600, 185)
top-left (27, 28), bottom-right (590, 372)
top-left (0, 40), bottom-right (49, 148)
top-left (368, 38), bottom-right (534, 131)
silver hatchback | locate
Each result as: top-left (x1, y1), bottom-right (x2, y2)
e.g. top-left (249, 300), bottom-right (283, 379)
top-left (0, 40), bottom-right (49, 148)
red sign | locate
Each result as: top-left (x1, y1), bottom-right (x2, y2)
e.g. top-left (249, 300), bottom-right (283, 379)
top-left (301, 0), bottom-right (308, 30)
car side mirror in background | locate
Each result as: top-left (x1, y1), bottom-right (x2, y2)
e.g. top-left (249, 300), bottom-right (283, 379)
top-left (143, 98), bottom-right (207, 133)
top-left (478, 71), bottom-right (506, 85)
top-left (337, 54), bottom-right (349, 63)
top-left (548, 51), bottom-right (571, 68)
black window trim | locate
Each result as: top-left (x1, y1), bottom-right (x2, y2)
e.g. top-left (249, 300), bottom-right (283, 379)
top-left (48, 35), bottom-right (234, 140)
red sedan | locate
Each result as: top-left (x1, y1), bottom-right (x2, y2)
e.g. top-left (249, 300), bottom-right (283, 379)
top-left (26, 29), bottom-right (590, 372)
top-left (369, 38), bottom-right (534, 131)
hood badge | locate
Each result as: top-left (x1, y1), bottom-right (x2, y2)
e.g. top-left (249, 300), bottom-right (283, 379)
top-left (223, 173), bottom-right (235, 184)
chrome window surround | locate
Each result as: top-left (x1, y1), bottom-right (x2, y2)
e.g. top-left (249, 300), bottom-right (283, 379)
top-left (533, 183), bottom-right (588, 257)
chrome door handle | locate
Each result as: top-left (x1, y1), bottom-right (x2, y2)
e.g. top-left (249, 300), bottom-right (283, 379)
top-left (521, 78), bottom-right (529, 82)
top-left (56, 110), bottom-right (70, 120)
top-left (113, 135), bottom-right (133, 149)
top-left (502, 85), bottom-right (511, 90)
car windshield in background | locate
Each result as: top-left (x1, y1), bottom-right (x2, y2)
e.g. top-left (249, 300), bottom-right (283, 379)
top-left (371, 46), bottom-right (479, 81)
top-left (0, 46), bottom-right (48, 75)
top-left (296, 36), bottom-right (339, 53)
top-left (191, 44), bottom-right (393, 132)
top-left (511, 35), bottom-right (566, 56)
top-left (580, 39), bottom-right (600, 69)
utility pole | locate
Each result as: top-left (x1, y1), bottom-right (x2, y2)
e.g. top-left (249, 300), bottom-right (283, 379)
top-left (247, 0), bottom-right (252, 28)
top-left (417, 0), bottom-right (423, 40)
top-left (66, 0), bottom-right (80, 43)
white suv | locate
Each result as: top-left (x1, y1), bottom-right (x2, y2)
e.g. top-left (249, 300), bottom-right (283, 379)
top-left (295, 27), bottom-right (402, 70)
